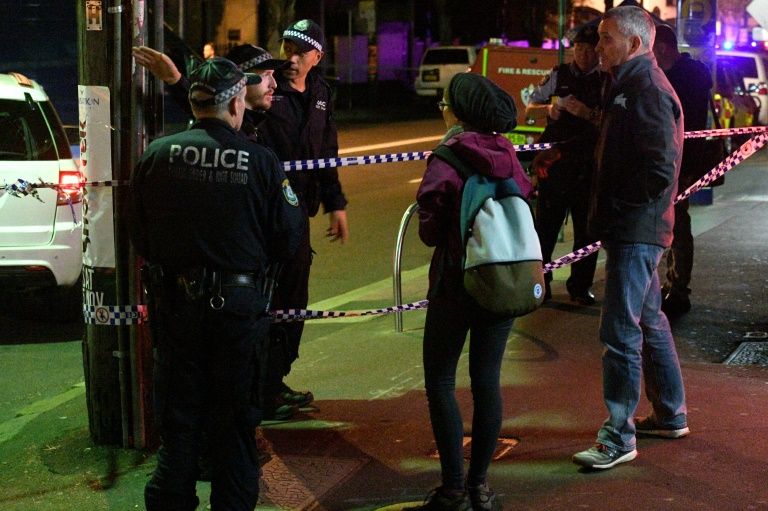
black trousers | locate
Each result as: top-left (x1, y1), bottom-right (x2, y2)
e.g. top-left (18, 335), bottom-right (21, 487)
top-left (145, 284), bottom-right (269, 511)
top-left (535, 160), bottom-right (598, 295)
top-left (664, 198), bottom-right (693, 295)
top-left (264, 215), bottom-right (312, 397)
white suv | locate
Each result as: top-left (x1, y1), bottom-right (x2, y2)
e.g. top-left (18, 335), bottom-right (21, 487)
top-left (716, 49), bottom-right (768, 125)
top-left (414, 46), bottom-right (477, 98)
top-left (0, 72), bottom-right (82, 316)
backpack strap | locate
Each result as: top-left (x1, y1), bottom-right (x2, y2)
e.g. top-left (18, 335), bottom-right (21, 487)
top-left (431, 144), bottom-right (474, 180)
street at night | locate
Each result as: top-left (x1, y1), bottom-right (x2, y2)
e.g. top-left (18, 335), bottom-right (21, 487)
top-left (1, 119), bottom-right (767, 509)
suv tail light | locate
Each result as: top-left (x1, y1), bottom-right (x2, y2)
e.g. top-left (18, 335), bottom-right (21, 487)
top-left (57, 168), bottom-right (84, 206)
top-left (757, 85), bottom-right (768, 95)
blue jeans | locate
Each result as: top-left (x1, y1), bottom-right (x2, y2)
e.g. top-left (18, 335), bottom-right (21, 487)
top-left (422, 293), bottom-right (514, 490)
top-left (597, 242), bottom-right (687, 452)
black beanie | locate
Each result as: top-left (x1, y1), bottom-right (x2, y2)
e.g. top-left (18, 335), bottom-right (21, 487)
top-left (447, 73), bottom-right (517, 133)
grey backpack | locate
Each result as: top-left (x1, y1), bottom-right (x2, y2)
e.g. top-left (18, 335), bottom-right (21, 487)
top-left (432, 145), bottom-right (545, 317)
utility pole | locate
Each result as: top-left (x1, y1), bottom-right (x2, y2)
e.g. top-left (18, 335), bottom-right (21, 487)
top-left (77, 0), bottom-right (136, 447)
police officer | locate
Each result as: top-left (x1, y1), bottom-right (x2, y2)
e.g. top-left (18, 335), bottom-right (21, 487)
top-left (526, 24), bottom-right (605, 305)
top-left (128, 57), bottom-right (305, 511)
top-left (133, 30), bottom-right (346, 419)
top-left (653, 24), bottom-right (713, 316)
top-left (259, 19), bottom-right (349, 418)
top-left (132, 43), bottom-right (289, 146)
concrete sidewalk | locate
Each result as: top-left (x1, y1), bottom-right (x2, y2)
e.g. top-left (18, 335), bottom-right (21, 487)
top-left (1, 151), bottom-right (767, 510)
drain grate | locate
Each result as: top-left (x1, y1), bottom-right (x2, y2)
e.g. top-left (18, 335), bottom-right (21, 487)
top-left (723, 342), bottom-right (768, 366)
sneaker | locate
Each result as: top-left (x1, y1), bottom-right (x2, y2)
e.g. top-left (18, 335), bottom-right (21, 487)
top-left (572, 444), bottom-right (638, 470)
top-left (262, 396), bottom-right (298, 421)
top-left (467, 483), bottom-right (501, 511)
top-left (404, 487), bottom-right (472, 511)
top-left (568, 289), bottom-right (596, 306)
top-left (280, 382), bottom-right (314, 408)
top-left (635, 415), bottom-right (690, 438)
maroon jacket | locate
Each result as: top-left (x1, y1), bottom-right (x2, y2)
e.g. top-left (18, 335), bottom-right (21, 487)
top-left (417, 130), bottom-right (533, 298)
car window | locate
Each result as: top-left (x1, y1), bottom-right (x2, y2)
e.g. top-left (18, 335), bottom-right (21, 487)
top-left (40, 101), bottom-right (72, 159)
top-left (717, 55), bottom-right (758, 89)
top-left (0, 97), bottom-right (58, 161)
top-left (423, 49), bottom-right (471, 65)
top-left (716, 65), bottom-right (739, 95)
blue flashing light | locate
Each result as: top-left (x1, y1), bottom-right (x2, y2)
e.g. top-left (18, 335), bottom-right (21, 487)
top-left (723, 40), bottom-right (735, 50)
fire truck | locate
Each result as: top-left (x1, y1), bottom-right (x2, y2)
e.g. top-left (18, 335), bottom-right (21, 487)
top-left (470, 44), bottom-right (561, 145)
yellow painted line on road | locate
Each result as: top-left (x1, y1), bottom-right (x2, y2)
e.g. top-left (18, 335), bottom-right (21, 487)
top-left (339, 135), bottom-right (442, 155)
top-left (0, 382), bottom-right (85, 444)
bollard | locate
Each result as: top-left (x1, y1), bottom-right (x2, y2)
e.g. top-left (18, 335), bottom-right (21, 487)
top-left (392, 202), bottom-right (420, 332)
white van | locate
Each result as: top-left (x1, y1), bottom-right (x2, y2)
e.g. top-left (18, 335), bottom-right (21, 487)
top-left (716, 49), bottom-right (768, 125)
top-left (414, 46), bottom-right (477, 98)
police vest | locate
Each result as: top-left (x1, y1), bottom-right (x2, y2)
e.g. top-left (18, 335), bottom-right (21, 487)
top-left (541, 63), bottom-right (603, 146)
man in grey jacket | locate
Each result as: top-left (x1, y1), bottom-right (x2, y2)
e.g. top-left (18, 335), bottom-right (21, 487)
top-left (572, 5), bottom-right (689, 471)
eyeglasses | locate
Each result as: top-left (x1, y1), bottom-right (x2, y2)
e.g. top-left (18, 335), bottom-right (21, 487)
top-left (437, 100), bottom-right (450, 112)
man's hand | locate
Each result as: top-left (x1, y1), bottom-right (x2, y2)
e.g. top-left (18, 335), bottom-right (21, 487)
top-left (326, 210), bottom-right (349, 244)
top-left (132, 46), bottom-right (182, 85)
top-left (561, 95), bottom-right (591, 120)
top-left (531, 148), bottom-right (562, 179)
top-left (547, 103), bottom-right (563, 121)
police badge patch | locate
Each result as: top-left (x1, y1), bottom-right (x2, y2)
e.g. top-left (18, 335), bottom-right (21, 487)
top-left (294, 19), bottom-right (310, 31)
top-left (282, 179), bottom-right (299, 206)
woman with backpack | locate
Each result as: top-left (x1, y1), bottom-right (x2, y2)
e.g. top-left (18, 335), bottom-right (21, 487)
top-left (409, 73), bottom-right (533, 511)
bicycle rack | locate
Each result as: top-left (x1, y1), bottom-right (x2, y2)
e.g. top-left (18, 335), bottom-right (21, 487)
top-left (392, 202), bottom-right (420, 333)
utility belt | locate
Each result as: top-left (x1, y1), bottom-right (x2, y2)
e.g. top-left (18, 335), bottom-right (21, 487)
top-left (143, 264), bottom-right (263, 311)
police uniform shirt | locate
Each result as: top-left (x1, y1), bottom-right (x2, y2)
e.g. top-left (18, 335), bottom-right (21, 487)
top-left (128, 118), bottom-right (305, 274)
top-left (530, 62), bottom-right (602, 148)
top-left (260, 70), bottom-right (347, 216)
top-left (529, 62), bottom-right (602, 111)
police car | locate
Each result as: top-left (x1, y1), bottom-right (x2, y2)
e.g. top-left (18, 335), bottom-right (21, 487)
top-left (715, 49), bottom-right (768, 126)
top-left (0, 72), bottom-right (83, 317)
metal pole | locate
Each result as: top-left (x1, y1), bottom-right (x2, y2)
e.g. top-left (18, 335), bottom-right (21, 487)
top-left (78, 0), bottom-right (122, 446)
top-left (178, 0), bottom-right (184, 39)
top-left (558, 0), bottom-right (566, 65)
top-left (111, 0), bottom-right (135, 449)
top-left (392, 202), bottom-right (419, 333)
top-left (348, 8), bottom-right (353, 110)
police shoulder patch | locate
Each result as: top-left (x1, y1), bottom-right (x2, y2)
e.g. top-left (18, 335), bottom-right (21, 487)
top-left (282, 179), bottom-right (299, 207)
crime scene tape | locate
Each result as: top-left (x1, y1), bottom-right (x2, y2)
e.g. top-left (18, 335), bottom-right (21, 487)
top-left (82, 300), bottom-right (429, 325)
top-left (83, 304), bottom-right (147, 325)
top-left (281, 143), bottom-right (557, 171)
top-left (683, 126), bottom-right (768, 139)
top-left (14, 126), bottom-right (768, 325)
top-left (270, 300), bottom-right (430, 322)
top-left (3, 127), bottom-right (766, 197)
top-left (543, 130), bottom-right (768, 273)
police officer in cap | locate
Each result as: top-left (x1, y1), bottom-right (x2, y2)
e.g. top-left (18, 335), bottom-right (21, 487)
top-left (526, 23), bottom-right (605, 305)
top-left (132, 43), bottom-right (290, 146)
top-left (259, 19), bottom-right (349, 420)
top-left (128, 57), bottom-right (305, 511)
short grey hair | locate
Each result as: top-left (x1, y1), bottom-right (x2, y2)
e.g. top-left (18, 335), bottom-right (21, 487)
top-left (190, 87), bottom-right (244, 118)
top-left (604, 5), bottom-right (656, 49)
